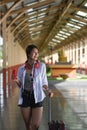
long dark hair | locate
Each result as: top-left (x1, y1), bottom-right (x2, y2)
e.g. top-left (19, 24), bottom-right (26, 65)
top-left (26, 44), bottom-right (38, 59)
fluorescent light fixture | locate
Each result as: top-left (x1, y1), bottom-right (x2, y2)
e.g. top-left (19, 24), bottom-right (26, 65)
top-left (56, 34), bottom-right (62, 37)
top-left (28, 11), bottom-right (36, 15)
top-left (31, 33), bottom-right (35, 36)
top-left (59, 31), bottom-right (65, 34)
top-left (67, 23), bottom-right (74, 27)
top-left (29, 31), bottom-right (32, 34)
top-left (37, 21), bottom-right (44, 24)
top-left (37, 25), bottom-right (43, 28)
top-left (38, 15), bottom-right (45, 18)
top-left (27, 8), bottom-right (33, 13)
top-left (59, 31), bottom-right (71, 36)
top-left (62, 28), bottom-right (74, 34)
top-left (31, 32), bottom-right (40, 36)
top-left (74, 25), bottom-right (81, 29)
top-left (35, 31), bottom-right (41, 34)
top-left (28, 18), bottom-right (36, 21)
top-left (71, 18), bottom-right (86, 25)
top-left (55, 36), bottom-right (65, 40)
top-left (49, 42), bottom-right (58, 45)
top-left (69, 30), bottom-right (74, 33)
top-left (52, 38), bottom-right (61, 43)
top-left (57, 34), bottom-right (68, 38)
top-left (52, 39), bottom-right (58, 42)
top-left (76, 11), bottom-right (87, 17)
top-left (38, 12), bottom-right (46, 16)
top-left (84, 3), bottom-right (87, 7)
top-left (39, 7), bottom-right (47, 11)
top-left (29, 27), bottom-right (35, 31)
top-left (40, 0), bottom-right (46, 2)
top-left (67, 23), bottom-right (81, 29)
top-left (62, 28), bottom-right (67, 31)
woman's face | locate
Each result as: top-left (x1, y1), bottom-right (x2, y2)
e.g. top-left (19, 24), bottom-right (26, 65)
top-left (29, 48), bottom-right (39, 61)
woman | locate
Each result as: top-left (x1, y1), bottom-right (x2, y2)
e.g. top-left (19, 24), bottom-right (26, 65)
top-left (15, 44), bottom-right (53, 130)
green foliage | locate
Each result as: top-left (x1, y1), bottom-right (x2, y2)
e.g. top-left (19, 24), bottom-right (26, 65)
top-left (0, 50), bottom-right (2, 59)
top-left (46, 65), bottom-right (51, 73)
top-left (46, 65), bottom-right (51, 76)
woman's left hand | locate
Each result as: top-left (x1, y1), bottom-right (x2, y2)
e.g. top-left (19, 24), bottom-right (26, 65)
top-left (48, 89), bottom-right (54, 97)
top-left (43, 85), bottom-right (53, 97)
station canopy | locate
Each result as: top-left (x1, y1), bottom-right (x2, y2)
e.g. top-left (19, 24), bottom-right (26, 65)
top-left (0, 0), bottom-right (87, 56)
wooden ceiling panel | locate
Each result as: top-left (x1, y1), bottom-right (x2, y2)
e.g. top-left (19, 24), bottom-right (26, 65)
top-left (0, 0), bottom-right (87, 56)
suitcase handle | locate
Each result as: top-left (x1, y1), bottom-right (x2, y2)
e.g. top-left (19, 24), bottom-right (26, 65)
top-left (48, 97), bottom-right (52, 122)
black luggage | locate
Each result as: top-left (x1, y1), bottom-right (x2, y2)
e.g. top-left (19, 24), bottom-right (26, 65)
top-left (48, 97), bottom-right (66, 130)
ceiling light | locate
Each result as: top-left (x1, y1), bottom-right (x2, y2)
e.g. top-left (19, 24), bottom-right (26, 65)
top-left (84, 3), bottom-right (87, 7)
top-left (27, 8), bottom-right (33, 13)
top-left (76, 11), bottom-right (87, 17)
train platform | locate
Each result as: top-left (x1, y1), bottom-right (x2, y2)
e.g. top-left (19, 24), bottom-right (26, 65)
top-left (0, 73), bottom-right (87, 130)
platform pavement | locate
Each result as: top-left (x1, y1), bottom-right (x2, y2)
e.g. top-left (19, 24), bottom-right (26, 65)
top-left (0, 78), bottom-right (87, 130)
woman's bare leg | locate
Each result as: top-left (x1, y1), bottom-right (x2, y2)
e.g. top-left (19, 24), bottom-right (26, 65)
top-left (31, 107), bottom-right (43, 130)
top-left (20, 107), bottom-right (32, 130)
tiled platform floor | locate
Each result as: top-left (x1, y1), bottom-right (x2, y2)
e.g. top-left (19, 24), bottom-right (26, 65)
top-left (49, 80), bottom-right (87, 130)
top-left (0, 73), bottom-right (87, 130)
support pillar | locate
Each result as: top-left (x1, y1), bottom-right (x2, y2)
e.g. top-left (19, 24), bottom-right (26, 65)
top-left (85, 65), bottom-right (87, 74)
top-left (2, 19), bottom-right (7, 90)
top-left (7, 29), bottom-right (12, 85)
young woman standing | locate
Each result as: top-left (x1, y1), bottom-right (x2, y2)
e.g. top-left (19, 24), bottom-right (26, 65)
top-left (15, 44), bottom-right (53, 130)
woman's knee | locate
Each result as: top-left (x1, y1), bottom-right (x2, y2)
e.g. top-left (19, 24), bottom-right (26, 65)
top-left (32, 123), bottom-right (39, 130)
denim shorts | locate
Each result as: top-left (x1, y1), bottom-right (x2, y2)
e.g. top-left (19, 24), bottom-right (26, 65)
top-left (19, 90), bottom-right (43, 108)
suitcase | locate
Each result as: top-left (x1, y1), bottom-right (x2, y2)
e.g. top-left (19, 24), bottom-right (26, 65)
top-left (48, 97), bottom-right (66, 130)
